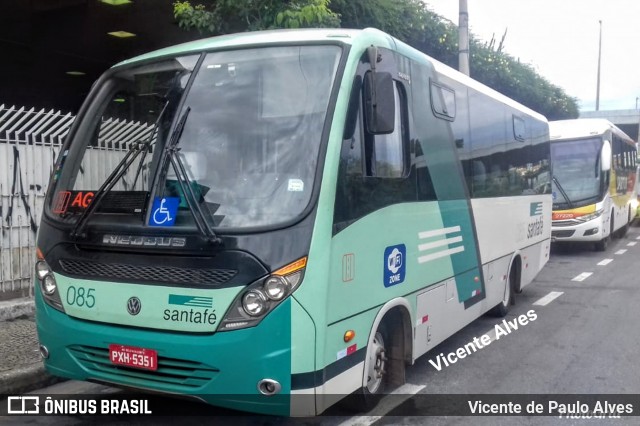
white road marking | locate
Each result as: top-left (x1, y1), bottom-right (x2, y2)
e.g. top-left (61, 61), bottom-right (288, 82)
top-left (337, 383), bottom-right (426, 426)
top-left (533, 291), bottom-right (564, 306)
top-left (597, 259), bottom-right (613, 266)
top-left (615, 249), bottom-right (627, 255)
top-left (571, 272), bottom-right (593, 282)
top-left (627, 242), bottom-right (637, 247)
top-left (636, 235), bottom-right (640, 240)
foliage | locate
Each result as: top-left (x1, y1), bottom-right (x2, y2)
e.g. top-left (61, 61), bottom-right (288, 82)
top-left (470, 36), bottom-right (580, 119)
top-left (275, 1), bottom-right (340, 29)
top-left (173, 1), bottom-right (216, 33)
top-left (173, 0), bottom-right (338, 34)
top-left (172, 0), bottom-right (579, 119)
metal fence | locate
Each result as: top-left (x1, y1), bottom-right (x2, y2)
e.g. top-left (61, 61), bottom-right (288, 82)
top-left (0, 104), bottom-right (154, 300)
top-left (0, 105), bottom-right (70, 299)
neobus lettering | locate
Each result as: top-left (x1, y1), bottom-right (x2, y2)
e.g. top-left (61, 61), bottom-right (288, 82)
top-left (102, 235), bottom-right (186, 247)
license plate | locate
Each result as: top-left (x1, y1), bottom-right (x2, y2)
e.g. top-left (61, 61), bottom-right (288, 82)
top-left (108, 344), bottom-right (158, 371)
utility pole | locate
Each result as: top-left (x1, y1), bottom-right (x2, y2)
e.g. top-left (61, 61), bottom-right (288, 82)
top-left (596, 20), bottom-right (602, 111)
top-left (459, 0), bottom-right (470, 76)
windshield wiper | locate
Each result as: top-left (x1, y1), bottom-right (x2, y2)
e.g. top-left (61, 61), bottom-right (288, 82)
top-left (71, 140), bottom-right (150, 239)
top-left (552, 176), bottom-right (573, 209)
top-left (71, 98), bottom-right (171, 239)
top-left (163, 107), bottom-right (221, 244)
top-left (131, 97), bottom-right (170, 189)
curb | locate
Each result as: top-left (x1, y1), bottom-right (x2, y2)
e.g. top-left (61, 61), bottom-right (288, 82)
top-left (0, 362), bottom-right (63, 395)
top-left (0, 298), bottom-right (35, 321)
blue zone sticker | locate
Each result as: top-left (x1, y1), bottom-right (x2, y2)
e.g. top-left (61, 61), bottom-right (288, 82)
top-left (149, 197), bottom-right (180, 227)
top-left (383, 244), bottom-right (406, 287)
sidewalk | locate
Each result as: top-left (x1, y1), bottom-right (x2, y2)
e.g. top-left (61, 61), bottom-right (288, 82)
top-left (0, 298), bottom-right (62, 394)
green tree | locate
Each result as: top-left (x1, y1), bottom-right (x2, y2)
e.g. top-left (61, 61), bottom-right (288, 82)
top-left (173, 0), bottom-right (339, 34)
top-left (173, 0), bottom-right (579, 119)
top-left (331, 0), bottom-right (578, 119)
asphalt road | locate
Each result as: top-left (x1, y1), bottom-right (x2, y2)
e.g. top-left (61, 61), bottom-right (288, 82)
top-left (3, 224), bottom-right (640, 425)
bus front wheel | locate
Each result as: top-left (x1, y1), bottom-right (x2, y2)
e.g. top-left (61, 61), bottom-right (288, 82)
top-left (342, 309), bottom-right (408, 412)
top-left (618, 207), bottom-right (631, 237)
top-left (595, 211), bottom-right (615, 251)
top-left (594, 238), bottom-right (608, 251)
top-left (341, 324), bottom-right (388, 412)
top-left (365, 329), bottom-right (387, 396)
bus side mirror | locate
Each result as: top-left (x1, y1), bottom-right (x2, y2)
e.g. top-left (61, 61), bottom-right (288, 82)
top-left (363, 71), bottom-right (395, 135)
top-left (601, 140), bottom-right (612, 171)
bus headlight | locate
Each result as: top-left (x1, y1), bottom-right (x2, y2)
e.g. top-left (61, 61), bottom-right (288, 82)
top-left (242, 290), bottom-right (267, 316)
top-left (264, 276), bottom-right (288, 301)
top-left (42, 274), bottom-right (57, 296)
top-left (34, 254), bottom-right (65, 313)
top-left (578, 209), bottom-right (603, 222)
top-left (35, 261), bottom-right (51, 280)
top-left (219, 257), bottom-right (307, 331)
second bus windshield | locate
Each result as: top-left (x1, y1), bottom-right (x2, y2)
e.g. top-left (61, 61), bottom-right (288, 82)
top-left (551, 137), bottom-right (602, 207)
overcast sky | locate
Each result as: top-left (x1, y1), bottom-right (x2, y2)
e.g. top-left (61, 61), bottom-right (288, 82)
top-left (425, 0), bottom-right (640, 112)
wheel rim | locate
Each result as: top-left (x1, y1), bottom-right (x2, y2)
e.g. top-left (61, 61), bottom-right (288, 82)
top-left (366, 331), bottom-right (386, 394)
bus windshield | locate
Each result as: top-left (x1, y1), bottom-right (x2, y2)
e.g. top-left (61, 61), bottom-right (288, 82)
top-left (49, 45), bottom-right (342, 230)
top-left (551, 137), bottom-right (602, 208)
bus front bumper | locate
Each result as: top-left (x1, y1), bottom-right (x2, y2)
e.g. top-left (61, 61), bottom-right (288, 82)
top-left (35, 290), bottom-right (308, 416)
top-left (551, 219), bottom-right (604, 242)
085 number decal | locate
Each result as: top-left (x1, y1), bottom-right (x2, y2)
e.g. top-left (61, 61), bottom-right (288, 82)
top-left (66, 286), bottom-right (96, 308)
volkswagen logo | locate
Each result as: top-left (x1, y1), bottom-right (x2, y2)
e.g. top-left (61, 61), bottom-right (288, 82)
top-left (126, 297), bottom-right (142, 316)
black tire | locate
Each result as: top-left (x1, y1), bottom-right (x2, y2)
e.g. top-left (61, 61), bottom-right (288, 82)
top-left (618, 208), bottom-right (631, 238)
top-left (342, 322), bottom-right (390, 412)
top-left (596, 211), bottom-right (615, 251)
top-left (619, 221), bottom-right (629, 238)
top-left (594, 237), bottom-right (608, 251)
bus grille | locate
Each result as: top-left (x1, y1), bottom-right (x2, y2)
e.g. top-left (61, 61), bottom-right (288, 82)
top-left (551, 230), bottom-right (575, 238)
top-left (552, 220), bottom-right (577, 227)
top-left (59, 259), bottom-right (237, 286)
top-left (68, 345), bottom-right (218, 391)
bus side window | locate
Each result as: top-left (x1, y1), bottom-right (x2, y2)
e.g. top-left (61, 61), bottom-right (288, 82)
top-left (333, 80), bottom-right (413, 233)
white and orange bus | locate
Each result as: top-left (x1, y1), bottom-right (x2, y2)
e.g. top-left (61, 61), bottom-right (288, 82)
top-left (550, 119), bottom-right (637, 251)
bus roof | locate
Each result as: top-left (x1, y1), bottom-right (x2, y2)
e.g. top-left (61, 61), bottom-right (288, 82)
top-left (549, 118), bottom-right (635, 143)
top-left (116, 28), bottom-right (381, 67)
top-left (115, 27), bottom-right (546, 124)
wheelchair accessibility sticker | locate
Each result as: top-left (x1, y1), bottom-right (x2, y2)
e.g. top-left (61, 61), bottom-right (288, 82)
top-left (149, 197), bottom-right (179, 226)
